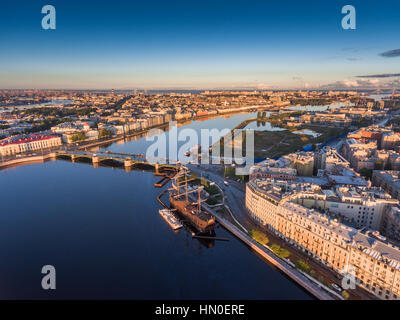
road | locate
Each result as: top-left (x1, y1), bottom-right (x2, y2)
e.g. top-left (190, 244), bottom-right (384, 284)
top-left (187, 163), bottom-right (377, 300)
top-left (186, 164), bottom-right (257, 231)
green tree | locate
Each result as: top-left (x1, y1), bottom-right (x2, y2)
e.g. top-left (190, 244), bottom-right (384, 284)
top-left (71, 132), bottom-right (86, 142)
top-left (270, 244), bottom-right (291, 259)
top-left (99, 128), bottom-right (112, 138)
top-left (249, 229), bottom-right (269, 246)
top-left (201, 176), bottom-right (209, 187)
top-left (295, 259), bottom-right (310, 273)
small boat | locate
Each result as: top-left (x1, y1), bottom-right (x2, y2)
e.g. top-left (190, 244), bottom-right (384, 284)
top-left (159, 209), bottom-right (183, 230)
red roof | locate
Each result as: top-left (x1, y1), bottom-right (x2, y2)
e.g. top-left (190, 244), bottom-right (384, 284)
top-left (0, 134), bottom-right (59, 147)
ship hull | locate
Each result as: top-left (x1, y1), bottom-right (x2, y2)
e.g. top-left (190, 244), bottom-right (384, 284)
top-left (169, 197), bottom-right (215, 235)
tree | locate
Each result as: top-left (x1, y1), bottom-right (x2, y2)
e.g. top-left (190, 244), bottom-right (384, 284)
top-left (71, 132), bottom-right (86, 142)
top-left (295, 259), bottom-right (310, 273)
top-left (99, 128), bottom-right (112, 138)
top-left (270, 244), bottom-right (291, 259)
top-left (249, 229), bottom-right (269, 246)
top-left (342, 290), bottom-right (350, 300)
top-left (201, 176), bottom-right (209, 188)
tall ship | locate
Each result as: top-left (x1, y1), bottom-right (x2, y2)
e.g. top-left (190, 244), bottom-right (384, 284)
top-left (169, 170), bottom-right (216, 235)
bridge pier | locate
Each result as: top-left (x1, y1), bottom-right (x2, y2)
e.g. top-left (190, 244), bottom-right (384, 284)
top-left (50, 153), bottom-right (57, 161)
top-left (124, 159), bottom-right (133, 172)
top-left (124, 159), bottom-right (133, 167)
top-left (92, 156), bottom-right (99, 167)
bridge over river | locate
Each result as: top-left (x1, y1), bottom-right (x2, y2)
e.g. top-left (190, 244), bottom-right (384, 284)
top-left (55, 150), bottom-right (179, 172)
top-left (0, 149), bottom-right (179, 173)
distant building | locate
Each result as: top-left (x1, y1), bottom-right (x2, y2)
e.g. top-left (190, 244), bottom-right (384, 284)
top-left (283, 152), bottom-right (314, 176)
top-left (315, 146), bottom-right (349, 172)
top-left (291, 185), bottom-right (398, 230)
top-left (382, 132), bottom-right (400, 151)
top-left (381, 206), bottom-right (400, 243)
top-left (372, 171), bottom-right (400, 200)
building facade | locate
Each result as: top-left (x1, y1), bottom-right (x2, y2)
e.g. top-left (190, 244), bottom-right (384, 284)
top-left (0, 134), bottom-right (62, 156)
top-left (246, 179), bottom-right (400, 300)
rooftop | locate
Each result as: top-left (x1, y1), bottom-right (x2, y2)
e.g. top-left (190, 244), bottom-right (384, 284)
top-left (0, 134), bottom-right (59, 147)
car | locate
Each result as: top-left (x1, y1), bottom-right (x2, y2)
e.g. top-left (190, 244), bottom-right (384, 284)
top-left (331, 283), bottom-right (342, 292)
top-left (224, 181), bottom-right (229, 186)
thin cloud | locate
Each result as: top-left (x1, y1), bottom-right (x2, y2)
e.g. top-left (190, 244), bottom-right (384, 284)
top-left (379, 49), bottom-right (400, 58)
top-left (356, 73), bottom-right (400, 78)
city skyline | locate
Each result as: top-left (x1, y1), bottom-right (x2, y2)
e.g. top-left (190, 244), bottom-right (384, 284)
top-left (1, 0), bottom-right (400, 90)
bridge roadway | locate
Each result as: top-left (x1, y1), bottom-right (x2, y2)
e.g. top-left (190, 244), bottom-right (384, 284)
top-left (55, 149), bottom-right (181, 171)
top-left (0, 148), bottom-right (179, 171)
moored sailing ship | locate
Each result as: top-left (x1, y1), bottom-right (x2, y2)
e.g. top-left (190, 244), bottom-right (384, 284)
top-left (169, 169), bottom-right (216, 235)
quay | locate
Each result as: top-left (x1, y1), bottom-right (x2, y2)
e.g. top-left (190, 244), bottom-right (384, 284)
top-left (159, 209), bottom-right (183, 230)
top-left (0, 152), bottom-right (57, 169)
top-left (199, 200), bottom-right (340, 300)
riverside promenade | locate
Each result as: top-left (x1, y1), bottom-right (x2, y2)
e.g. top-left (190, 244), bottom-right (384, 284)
top-left (0, 152), bottom-right (57, 169)
top-left (200, 200), bottom-right (340, 300)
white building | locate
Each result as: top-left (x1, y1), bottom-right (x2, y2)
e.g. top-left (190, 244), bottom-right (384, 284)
top-left (0, 134), bottom-right (62, 156)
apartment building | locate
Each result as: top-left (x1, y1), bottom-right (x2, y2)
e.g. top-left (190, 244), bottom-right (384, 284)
top-left (372, 170), bottom-right (400, 200)
top-left (291, 185), bottom-right (398, 230)
top-left (381, 206), bottom-right (400, 243)
top-left (283, 152), bottom-right (315, 176)
top-left (246, 179), bottom-right (400, 300)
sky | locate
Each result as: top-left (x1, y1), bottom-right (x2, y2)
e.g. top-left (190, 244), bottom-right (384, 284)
top-left (0, 0), bottom-right (400, 90)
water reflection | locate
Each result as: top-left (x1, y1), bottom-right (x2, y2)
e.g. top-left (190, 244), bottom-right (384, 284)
top-left (90, 112), bottom-right (262, 160)
top-left (0, 160), bottom-right (311, 299)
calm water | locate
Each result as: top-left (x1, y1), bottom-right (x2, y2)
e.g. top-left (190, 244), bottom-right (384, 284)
top-left (96, 112), bottom-right (260, 157)
top-left (0, 113), bottom-right (312, 299)
top-left (0, 100), bottom-right (74, 113)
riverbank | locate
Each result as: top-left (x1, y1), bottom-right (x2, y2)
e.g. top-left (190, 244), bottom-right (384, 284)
top-left (200, 199), bottom-right (339, 300)
top-left (187, 170), bottom-right (340, 300)
top-left (0, 152), bottom-right (57, 169)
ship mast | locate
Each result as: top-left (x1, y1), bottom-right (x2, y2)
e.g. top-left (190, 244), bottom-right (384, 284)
top-left (198, 187), bottom-right (201, 213)
top-left (185, 173), bottom-right (188, 202)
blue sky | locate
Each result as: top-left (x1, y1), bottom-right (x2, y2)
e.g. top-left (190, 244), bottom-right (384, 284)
top-left (1, 0), bottom-right (400, 89)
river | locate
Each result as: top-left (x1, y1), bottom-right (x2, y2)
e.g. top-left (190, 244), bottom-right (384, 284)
top-left (0, 112), bottom-right (312, 299)
top-left (0, 100), bottom-right (74, 113)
